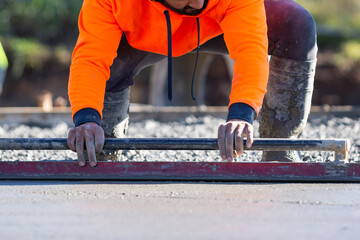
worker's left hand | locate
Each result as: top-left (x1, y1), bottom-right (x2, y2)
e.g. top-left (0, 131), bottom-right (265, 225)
top-left (218, 119), bottom-right (254, 162)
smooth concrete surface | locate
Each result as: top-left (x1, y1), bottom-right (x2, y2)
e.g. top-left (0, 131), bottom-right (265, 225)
top-left (1, 181), bottom-right (360, 240)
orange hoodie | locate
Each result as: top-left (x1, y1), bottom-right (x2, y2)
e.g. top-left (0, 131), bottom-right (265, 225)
top-left (69, 0), bottom-right (269, 123)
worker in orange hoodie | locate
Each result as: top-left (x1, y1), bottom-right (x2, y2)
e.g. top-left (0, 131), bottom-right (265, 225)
top-left (68, 0), bottom-right (317, 167)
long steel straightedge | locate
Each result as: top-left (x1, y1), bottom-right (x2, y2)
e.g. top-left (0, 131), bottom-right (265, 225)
top-left (0, 138), bottom-right (350, 160)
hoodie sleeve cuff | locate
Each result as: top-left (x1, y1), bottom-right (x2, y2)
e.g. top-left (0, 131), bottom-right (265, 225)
top-left (73, 108), bottom-right (101, 127)
top-left (227, 103), bottom-right (256, 124)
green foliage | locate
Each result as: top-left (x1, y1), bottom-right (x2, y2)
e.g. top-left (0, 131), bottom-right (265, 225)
top-left (295, 0), bottom-right (360, 37)
top-left (4, 37), bottom-right (71, 80)
top-left (0, 0), bottom-right (79, 80)
top-left (0, 0), bottom-right (82, 45)
top-left (7, 38), bottom-right (51, 79)
top-left (334, 40), bottom-right (360, 69)
top-left (341, 41), bottom-right (360, 61)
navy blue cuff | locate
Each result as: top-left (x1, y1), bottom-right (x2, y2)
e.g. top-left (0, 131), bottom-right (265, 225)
top-left (227, 103), bottom-right (256, 124)
top-left (73, 108), bottom-right (101, 127)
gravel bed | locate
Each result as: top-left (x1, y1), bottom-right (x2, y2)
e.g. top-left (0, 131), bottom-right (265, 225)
top-left (0, 115), bottom-right (359, 162)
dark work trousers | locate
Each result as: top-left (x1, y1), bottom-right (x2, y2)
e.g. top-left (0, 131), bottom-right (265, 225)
top-left (105, 0), bottom-right (317, 92)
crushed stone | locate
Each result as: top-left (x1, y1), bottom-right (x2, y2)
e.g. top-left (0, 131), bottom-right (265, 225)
top-left (0, 115), bottom-right (359, 162)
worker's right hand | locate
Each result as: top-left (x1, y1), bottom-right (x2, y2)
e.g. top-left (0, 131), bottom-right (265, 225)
top-left (67, 122), bottom-right (104, 167)
top-left (218, 119), bottom-right (254, 162)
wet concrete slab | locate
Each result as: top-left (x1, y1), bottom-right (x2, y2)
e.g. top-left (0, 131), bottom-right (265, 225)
top-left (0, 181), bottom-right (360, 240)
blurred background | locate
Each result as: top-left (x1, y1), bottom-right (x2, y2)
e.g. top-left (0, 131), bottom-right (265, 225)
top-left (0, 0), bottom-right (359, 107)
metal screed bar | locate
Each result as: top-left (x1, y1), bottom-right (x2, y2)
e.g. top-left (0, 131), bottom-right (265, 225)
top-left (0, 138), bottom-right (350, 161)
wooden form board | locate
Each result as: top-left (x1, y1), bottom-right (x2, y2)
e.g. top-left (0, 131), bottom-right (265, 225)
top-left (1, 161), bottom-right (360, 182)
top-left (2, 106), bottom-right (360, 125)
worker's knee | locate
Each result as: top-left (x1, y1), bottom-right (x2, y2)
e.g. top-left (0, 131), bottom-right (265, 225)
top-left (267, 0), bottom-right (318, 61)
top-left (286, 4), bottom-right (317, 59)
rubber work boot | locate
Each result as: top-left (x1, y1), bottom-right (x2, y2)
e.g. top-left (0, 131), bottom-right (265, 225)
top-left (259, 56), bottom-right (316, 162)
top-left (98, 87), bottom-right (130, 161)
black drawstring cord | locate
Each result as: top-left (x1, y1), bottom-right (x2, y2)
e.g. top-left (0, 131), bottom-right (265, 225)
top-left (164, 10), bottom-right (173, 105)
top-left (191, 17), bottom-right (200, 105)
top-left (164, 12), bottom-right (200, 105)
